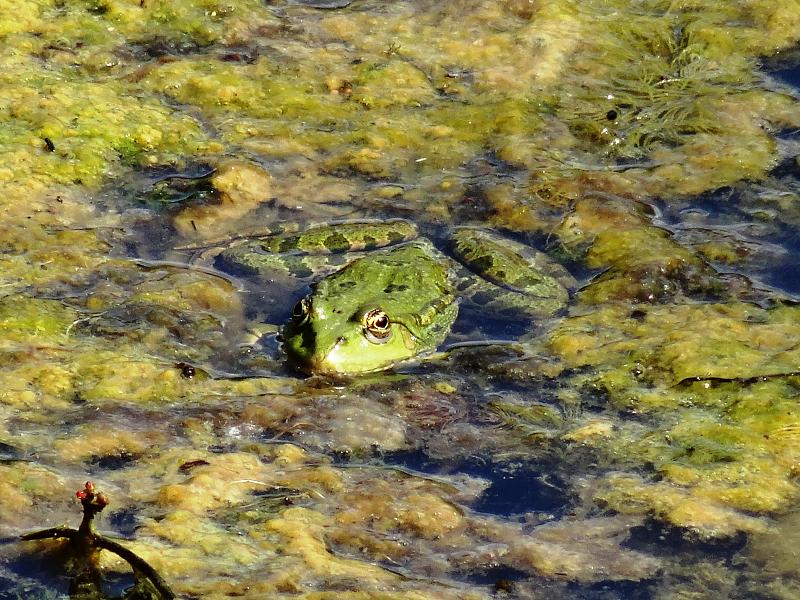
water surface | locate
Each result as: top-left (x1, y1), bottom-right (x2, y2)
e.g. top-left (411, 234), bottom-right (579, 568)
top-left (1, 1), bottom-right (799, 598)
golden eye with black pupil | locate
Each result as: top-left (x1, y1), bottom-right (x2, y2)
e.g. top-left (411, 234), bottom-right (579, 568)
top-left (292, 297), bottom-right (311, 323)
top-left (362, 308), bottom-right (392, 344)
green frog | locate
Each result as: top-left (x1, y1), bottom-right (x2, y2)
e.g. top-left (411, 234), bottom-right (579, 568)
top-left (212, 219), bottom-right (571, 375)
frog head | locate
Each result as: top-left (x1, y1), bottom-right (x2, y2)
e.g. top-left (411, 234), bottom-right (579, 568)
top-left (281, 242), bottom-right (458, 375)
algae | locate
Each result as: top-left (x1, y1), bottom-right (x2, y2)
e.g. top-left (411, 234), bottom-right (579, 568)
top-left (1, 0), bottom-right (800, 598)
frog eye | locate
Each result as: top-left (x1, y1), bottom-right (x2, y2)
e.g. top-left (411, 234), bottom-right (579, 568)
top-left (292, 297), bottom-right (311, 323)
top-left (362, 308), bottom-right (392, 344)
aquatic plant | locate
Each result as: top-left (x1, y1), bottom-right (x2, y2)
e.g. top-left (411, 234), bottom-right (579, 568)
top-left (559, 17), bottom-right (754, 159)
top-left (21, 481), bottom-right (175, 600)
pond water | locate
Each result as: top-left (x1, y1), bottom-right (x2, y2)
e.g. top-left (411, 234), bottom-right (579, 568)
top-left (1, 1), bottom-right (800, 599)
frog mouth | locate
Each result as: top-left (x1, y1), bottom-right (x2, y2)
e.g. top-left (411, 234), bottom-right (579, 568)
top-left (287, 336), bottom-right (403, 376)
top-left (282, 331), bottom-right (348, 375)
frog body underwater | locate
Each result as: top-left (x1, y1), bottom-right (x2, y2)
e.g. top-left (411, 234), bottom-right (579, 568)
top-left (214, 219), bottom-right (571, 375)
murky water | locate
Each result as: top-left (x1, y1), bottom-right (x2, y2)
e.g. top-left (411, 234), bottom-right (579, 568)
top-left (1, 1), bottom-right (800, 599)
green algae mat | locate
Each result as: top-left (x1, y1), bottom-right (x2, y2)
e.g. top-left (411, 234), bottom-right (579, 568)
top-left (1, 0), bottom-right (800, 598)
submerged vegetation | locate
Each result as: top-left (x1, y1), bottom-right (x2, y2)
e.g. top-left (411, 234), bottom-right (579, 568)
top-left (0, 0), bottom-right (799, 598)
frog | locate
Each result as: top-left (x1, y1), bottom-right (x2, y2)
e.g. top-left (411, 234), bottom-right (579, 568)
top-left (209, 219), bottom-right (572, 376)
